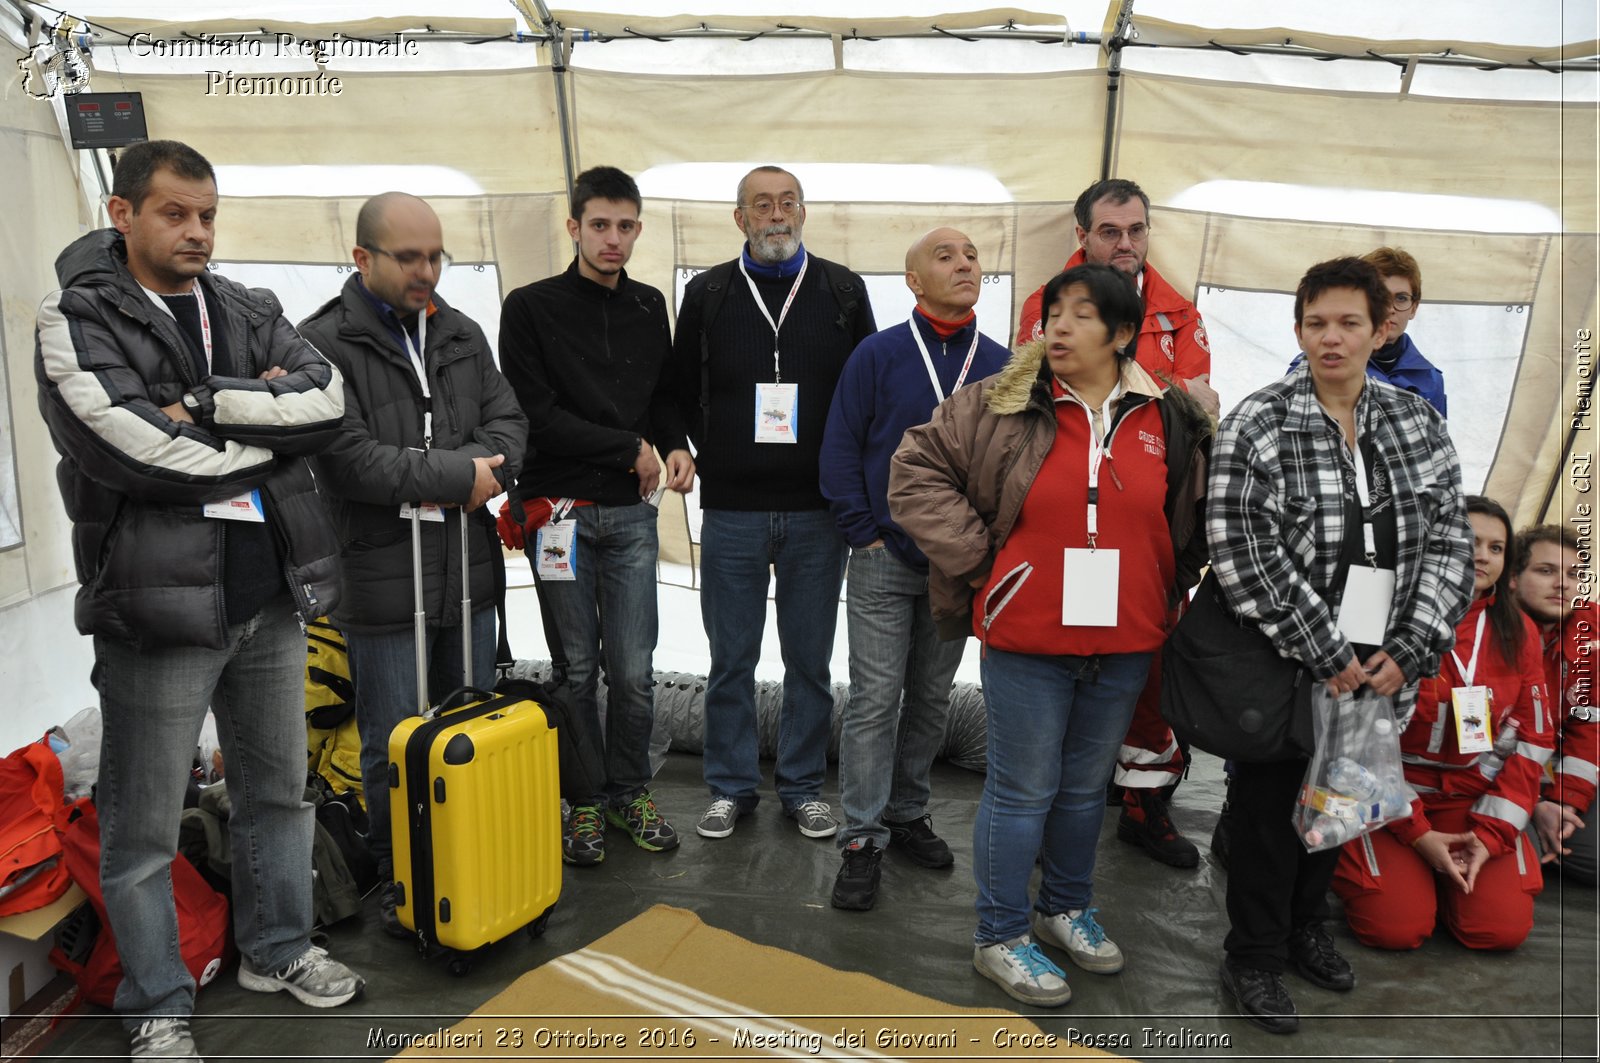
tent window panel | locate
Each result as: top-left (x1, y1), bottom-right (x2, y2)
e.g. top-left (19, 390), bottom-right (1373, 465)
top-left (1196, 287), bottom-right (1527, 494)
top-left (211, 262), bottom-right (506, 365)
top-left (843, 38), bottom-right (1099, 74)
top-left (570, 37), bottom-right (835, 74)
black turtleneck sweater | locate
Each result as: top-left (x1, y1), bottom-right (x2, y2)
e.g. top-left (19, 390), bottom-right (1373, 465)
top-left (499, 259), bottom-right (686, 506)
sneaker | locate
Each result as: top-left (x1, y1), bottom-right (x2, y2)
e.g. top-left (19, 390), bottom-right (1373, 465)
top-left (786, 799), bottom-right (838, 839)
top-left (1289, 921), bottom-right (1356, 991)
top-left (563, 805), bottom-right (606, 865)
top-left (1116, 788), bottom-right (1200, 869)
top-left (972, 935), bottom-right (1072, 1007)
top-left (884, 814), bottom-right (954, 868)
top-left (830, 839), bottom-right (883, 910)
top-left (605, 792), bottom-right (679, 852)
top-left (130, 1017), bottom-right (201, 1060)
top-left (1220, 960), bottom-right (1299, 1035)
top-left (1032, 907), bottom-right (1125, 974)
top-left (696, 797), bottom-right (742, 839)
top-left (377, 878), bottom-right (412, 939)
top-left (237, 945), bottom-right (365, 1008)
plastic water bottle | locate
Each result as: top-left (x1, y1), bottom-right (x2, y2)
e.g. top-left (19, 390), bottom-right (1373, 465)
top-left (1377, 773), bottom-right (1412, 819)
top-left (1326, 757), bottom-right (1381, 801)
top-left (1304, 814), bottom-right (1361, 849)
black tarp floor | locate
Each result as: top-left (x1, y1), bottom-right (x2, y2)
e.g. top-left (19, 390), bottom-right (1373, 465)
top-left (28, 751), bottom-right (1600, 1062)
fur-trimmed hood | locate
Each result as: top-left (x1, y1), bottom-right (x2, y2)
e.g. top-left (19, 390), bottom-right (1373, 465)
top-left (984, 338), bottom-right (1172, 417)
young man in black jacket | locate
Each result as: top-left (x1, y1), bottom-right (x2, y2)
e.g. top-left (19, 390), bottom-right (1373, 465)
top-left (500, 167), bottom-right (692, 865)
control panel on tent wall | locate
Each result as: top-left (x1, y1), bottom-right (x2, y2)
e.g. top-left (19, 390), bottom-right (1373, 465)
top-left (65, 93), bottom-right (147, 149)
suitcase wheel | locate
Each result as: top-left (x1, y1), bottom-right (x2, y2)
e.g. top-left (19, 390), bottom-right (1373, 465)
top-left (527, 905), bottom-right (555, 939)
top-left (446, 952), bottom-right (474, 977)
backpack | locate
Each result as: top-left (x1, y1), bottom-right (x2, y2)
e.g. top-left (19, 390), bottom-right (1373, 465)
top-left (49, 799), bottom-right (232, 1007)
top-left (0, 738), bottom-right (71, 918)
top-left (305, 617), bottom-right (364, 806)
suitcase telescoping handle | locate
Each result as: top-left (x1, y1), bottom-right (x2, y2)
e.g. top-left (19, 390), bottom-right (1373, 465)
top-left (410, 504), bottom-right (478, 717)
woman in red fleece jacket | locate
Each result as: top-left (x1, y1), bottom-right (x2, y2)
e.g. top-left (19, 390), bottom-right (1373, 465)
top-left (1334, 495), bottom-right (1553, 950)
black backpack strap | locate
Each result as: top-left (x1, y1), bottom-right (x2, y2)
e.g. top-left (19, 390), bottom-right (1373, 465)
top-left (811, 257), bottom-right (863, 331)
top-left (695, 261), bottom-right (738, 440)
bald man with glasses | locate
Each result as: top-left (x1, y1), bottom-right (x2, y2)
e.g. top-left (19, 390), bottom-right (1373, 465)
top-left (300, 191), bottom-right (527, 936)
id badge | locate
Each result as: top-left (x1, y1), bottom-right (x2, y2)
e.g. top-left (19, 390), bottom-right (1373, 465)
top-left (203, 489), bottom-right (265, 522)
top-left (535, 520), bottom-right (577, 582)
top-left (754, 382), bottom-right (799, 444)
top-left (1336, 565), bottom-right (1395, 646)
top-left (1451, 686), bottom-right (1494, 754)
top-left (1061, 548), bottom-right (1119, 627)
top-left (398, 502), bottom-right (445, 523)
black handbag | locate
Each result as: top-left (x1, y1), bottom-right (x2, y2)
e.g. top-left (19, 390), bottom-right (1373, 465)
top-left (1160, 570), bottom-right (1315, 762)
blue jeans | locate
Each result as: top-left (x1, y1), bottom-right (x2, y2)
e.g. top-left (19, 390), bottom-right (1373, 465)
top-left (94, 594), bottom-right (312, 1027)
top-left (699, 508), bottom-right (845, 811)
top-left (529, 502), bottom-right (658, 808)
top-left (974, 647), bottom-right (1153, 945)
top-left (347, 605), bottom-right (496, 863)
top-left (838, 546), bottom-right (965, 848)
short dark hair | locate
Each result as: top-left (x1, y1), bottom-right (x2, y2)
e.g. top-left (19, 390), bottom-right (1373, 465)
top-left (1465, 496), bottom-right (1525, 664)
top-left (1514, 523), bottom-right (1580, 575)
top-left (1294, 256), bottom-right (1391, 330)
top-left (1040, 263), bottom-right (1144, 363)
top-left (111, 140), bottom-right (214, 212)
top-left (1073, 178), bottom-right (1150, 232)
top-left (570, 165), bottom-right (641, 221)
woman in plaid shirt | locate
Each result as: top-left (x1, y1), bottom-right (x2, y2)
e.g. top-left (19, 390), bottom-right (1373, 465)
top-left (1207, 257), bottom-right (1473, 1035)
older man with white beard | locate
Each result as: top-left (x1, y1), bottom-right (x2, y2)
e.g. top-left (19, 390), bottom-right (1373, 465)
top-left (671, 165), bottom-right (877, 841)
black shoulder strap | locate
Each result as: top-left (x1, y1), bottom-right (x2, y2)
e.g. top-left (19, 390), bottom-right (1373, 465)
top-left (811, 257), bottom-right (862, 326)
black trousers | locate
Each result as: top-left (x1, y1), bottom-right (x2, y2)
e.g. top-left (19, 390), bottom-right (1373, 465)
top-left (1222, 756), bottom-right (1339, 973)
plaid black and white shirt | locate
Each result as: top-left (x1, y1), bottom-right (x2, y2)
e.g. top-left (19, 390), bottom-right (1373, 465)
top-left (1206, 366), bottom-right (1473, 720)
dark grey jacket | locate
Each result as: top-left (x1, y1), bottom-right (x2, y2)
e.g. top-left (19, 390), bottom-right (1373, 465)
top-left (300, 274), bottom-right (527, 635)
top-left (34, 229), bottom-right (345, 649)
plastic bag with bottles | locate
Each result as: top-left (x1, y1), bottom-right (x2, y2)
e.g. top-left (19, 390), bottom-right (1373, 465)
top-left (1294, 685), bottom-right (1413, 853)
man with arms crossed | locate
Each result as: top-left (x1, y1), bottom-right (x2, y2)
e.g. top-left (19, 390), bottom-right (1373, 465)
top-left (35, 139), bottom-right (363, 1060)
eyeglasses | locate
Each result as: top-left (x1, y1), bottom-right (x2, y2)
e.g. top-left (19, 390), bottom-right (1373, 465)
top-left (740, 199), bottom-right (802, 219)
top-left (1089, 223), bottom-right (1149, 245)
top-left (363, 245), bottom-right (452, 273)
top-left (1391, 292), bottom-right (1415, 309)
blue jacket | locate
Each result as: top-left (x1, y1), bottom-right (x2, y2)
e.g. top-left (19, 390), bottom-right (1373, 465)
top-left (1288, 332), bottom-right (1447, 417)
top-left (820, 313), bottom-right (1010, 570)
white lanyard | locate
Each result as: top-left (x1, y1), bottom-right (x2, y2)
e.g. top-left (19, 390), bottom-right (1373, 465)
top-left (739, 254), bottom-right (809, 384)
top-left (908, 314), bottom-right (979, 403)
top-left (1451, 609), bottom-right (1488, 687)
top-left (1350, 437), bottom-right (1378, 562)
top-left (400, 310), bottom-right (432, 447)
top-left (191, 283), bottom-right (214, 372)
top-left (1057, 382), bottom-right (1121, 545)
top-left (547, 497), bottom-right (577, 523)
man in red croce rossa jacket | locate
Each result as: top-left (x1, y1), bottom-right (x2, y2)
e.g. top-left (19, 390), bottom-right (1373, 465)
top-left (1014, 178), bottom-right (1218, 869)
top-left (1515, 523), bottom-right (1597, 885)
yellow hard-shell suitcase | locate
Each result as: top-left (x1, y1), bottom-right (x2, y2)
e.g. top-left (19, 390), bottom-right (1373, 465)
top-left (387, 506), bottom-right (561, 960)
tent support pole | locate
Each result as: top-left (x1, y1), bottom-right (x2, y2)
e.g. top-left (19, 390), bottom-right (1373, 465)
top-left (1098, 0), bottom-right (1135, 180)
top-left (530, 0), bottom-right (579, 209)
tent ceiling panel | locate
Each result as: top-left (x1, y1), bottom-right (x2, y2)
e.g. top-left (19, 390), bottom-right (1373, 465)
top-left (1130, 16), bottom-right (1597, 66)
top-left (567, 67), bottom-right (1104, 206)
top-left (1114, 72), bottom-right (1595, 232)
top-left (98, 70), bottom-right (568, 196)
top-left (544, 6), bottom-right (1094, 37)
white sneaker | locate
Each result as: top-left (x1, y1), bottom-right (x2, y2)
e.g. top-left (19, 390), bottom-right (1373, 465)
top-left (972, 934), bottom-right (1072, 1006)
top-left (238, 944), bottom-right (365, 1007)
top-left (129, 1017), bottom-right (202, 1060)
top-left (1032, 907), bottom-right (1125, 973)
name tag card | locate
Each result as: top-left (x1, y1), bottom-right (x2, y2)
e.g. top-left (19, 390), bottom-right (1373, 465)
top-left (1337, 565), bottom-right (1395, 646)
top-left (1451, 685), bottom-right (1493, 754)
top-left (203, 489), bottom-right (265, 522)
top-left (398, 502), bottom-right (445, 523)
top-left (535, 520), bottom-right (577, 581)
top-left (1062, 548), bottom-right (1119, 627)
top-left (754, 382), bottom-right (799, 444)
